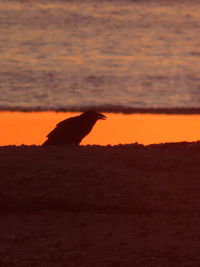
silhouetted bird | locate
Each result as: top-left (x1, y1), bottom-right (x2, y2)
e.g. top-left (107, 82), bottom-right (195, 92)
top-left (42, 110), bottom-right (106, 146)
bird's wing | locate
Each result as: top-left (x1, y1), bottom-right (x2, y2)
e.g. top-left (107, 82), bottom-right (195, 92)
top-left (46, 117), bottom-right (81, 139)
top-left (56, 117), bottom-right (74, 127)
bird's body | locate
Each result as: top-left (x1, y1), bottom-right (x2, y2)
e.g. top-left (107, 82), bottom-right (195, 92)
top-left (42, 111), bottom-right (106, 146)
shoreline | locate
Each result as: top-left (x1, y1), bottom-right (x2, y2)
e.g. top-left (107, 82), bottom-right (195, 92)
top-left (0, 112), bottom-right (200, 146)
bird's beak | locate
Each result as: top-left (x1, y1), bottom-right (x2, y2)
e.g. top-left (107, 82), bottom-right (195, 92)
top-left (98, 113), bottom-right (107, 120)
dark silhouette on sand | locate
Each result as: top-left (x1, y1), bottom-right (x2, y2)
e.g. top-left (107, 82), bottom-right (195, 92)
top-left (42, 110), bottom-right (106, 146)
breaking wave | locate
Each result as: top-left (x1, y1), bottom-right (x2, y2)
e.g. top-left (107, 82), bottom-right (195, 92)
top-left (0, 105), bottom-right (200, 114)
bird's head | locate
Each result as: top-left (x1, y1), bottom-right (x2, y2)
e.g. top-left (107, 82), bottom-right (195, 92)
top-left (82, 110), bottom-right (107, 120)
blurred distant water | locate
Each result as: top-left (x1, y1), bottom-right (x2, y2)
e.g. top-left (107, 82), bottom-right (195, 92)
top-left (1, 0), bottom-right (200, 112)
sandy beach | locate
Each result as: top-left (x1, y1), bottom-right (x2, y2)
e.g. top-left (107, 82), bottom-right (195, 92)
top-left (1, 142), bottom-right (200, 266)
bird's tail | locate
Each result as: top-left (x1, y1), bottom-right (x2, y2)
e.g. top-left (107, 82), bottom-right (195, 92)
top-left (42, 139), bottom-right (52, 146)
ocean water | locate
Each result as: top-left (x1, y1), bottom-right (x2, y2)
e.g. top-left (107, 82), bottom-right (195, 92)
top-left (1, 0), bottom-right (200, 112)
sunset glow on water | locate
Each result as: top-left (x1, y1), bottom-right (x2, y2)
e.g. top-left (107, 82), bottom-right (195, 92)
top-left (1, 0), bottom-right (200, 111)
top-left (0, 112), bottom-right (199, 146)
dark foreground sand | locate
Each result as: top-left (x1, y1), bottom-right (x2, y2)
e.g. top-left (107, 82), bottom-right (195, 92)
top-left (0, 142), bottom-right (200, 266)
